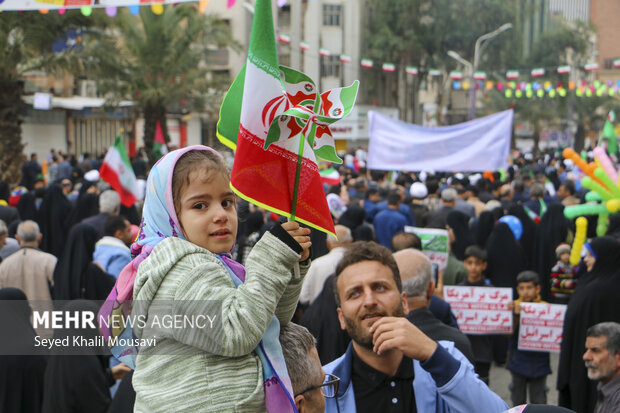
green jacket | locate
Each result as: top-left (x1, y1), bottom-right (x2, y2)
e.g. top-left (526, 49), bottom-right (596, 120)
top-left (132, 231), bottom-right (308, 412)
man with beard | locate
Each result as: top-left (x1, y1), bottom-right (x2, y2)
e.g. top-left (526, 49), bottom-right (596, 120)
top-left (583, 322), bottom-right (620, 413)
top-left (323, 241), bottom-right (507, 413)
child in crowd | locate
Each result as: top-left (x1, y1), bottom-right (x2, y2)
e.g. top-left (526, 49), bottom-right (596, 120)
top-left (460, 245), bottom-right (494, 384)
top-left (99, 146), bottom-right (311, 412)
top-left (507, 271), bottom-right (551, 405)
top-left (550, 243), bottom-right (576, 304)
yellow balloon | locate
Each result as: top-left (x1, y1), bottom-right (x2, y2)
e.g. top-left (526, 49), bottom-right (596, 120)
top-left (505, 89), bottom-right (512, 98)
top-left (152, 4), bottom-right (164, 14)
top-left (607, 199), bottom-right (620, 213)
top-left (81, 6), bottom-right (92, 16)
top-left (515, 89), bottom-right (523, 98)
top-left (570, 216), bottom-right (588, 266)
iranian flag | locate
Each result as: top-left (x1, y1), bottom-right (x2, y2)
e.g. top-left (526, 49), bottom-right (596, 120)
top-left (216, 0), bottom-right (349, 236)
top-left (152, 121), bottom-right (168, 160)
top-left (473, 71), bottom-right (486, 80)
top-left (319, 48), bottom-right (330, 57)
top-left (614, 59), bottom-right (620, 68)
top-left (585, 62), bottom-right (599, 71)
top-left (320, 168), bottom-right (340, 186)
top-left (557, 65), bottom-right (571, 74)
top-left (506, 70), bottom-right (519, 80)
top-left (382, 63), bottom-right (395, 73)
top-left (531, 68), bottom-right (545, 78)
top-left (99, 135), bottom-right (139, 207)
top-left (428, 69), bottom-right (441, 76)
top-left (299, 41), bottom-right (309, 51)
top-left (450, 71), bottom-right (463, 80)
top-left (278, 33), bottom-right (290, 44)
top-left (406, 66), bottom-right (418, 76)
top-left (339, 54), bottom-right (351, 63)
top-left (361, 59), bottom-right (373, 68)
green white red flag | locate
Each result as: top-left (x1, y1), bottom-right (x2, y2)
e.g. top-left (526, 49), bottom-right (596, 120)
top-left (216, 0), bottom-right (358, 236)
top-left (320, 168), bottom-right (340, 186)
top-left (99, 134), bottom-right (139, 207)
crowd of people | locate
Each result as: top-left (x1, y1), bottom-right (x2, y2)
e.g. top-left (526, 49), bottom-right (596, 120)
top-left (0, 144), bottom-right (619, 412)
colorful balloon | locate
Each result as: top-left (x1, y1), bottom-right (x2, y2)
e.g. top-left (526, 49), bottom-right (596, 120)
top-left (564, 203), bottom-right (608, 219)
top-left (593, 146), bottom-right (618, 183)
top-left (594, 168), bottom-right (620, 199)
top-left (570, 217), bottom-right (587, 266)
top-left (498, 215), bottom-right (523, 241)
top-left (585, 191), bottom-right (603, 202)
top-left (597, 212), bottom-right (609, 237)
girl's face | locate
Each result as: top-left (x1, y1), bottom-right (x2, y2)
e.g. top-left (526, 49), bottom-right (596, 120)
top-left (584, 251), bottom-right (596, 272)
top-left (177, 170), bottom-right (237, 254)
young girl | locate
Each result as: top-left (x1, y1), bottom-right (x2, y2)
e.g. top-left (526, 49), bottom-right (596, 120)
top-left (99, 146), bottom-right (311, 412)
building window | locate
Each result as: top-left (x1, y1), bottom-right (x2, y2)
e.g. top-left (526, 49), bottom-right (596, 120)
top-left (321, 55), bottom-right (340, 78)
top-left (323, 4), bottom-right (341, 26)
top-left (604, 58), bottom-right (620, 70)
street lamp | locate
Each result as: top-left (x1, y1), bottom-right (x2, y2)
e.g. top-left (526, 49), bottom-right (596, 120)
top-left (448, 23), bottom-right (513, 121)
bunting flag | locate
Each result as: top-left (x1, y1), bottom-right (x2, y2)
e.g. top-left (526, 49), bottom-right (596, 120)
top-left (339, 54), bottom-right (351, 63)
top-left (99, 134), bottom-right (139, 207)
top-left (506, 70), bottom-right (519, 80)
top-left (299, 41), bottom-right (309, 51)
top-left (557, 65), bottom-right (571, 74)
top-left (429, 69), bottom-right (441, 76)
top-left (615, 59), bottom-right (620, 68)
top-left (361, 59), bottom-right (373, 68)
top-left (406, 66), bottom-right (419, 76)
top-left (450, 71), bottom-right (463, 80)
top-left (319, 48), bottom-right (330, 57)
top-left (216, 0), bottom-right (358, 236)
top-left (531, 68), bottom-right (545, 78)
top-left (277, 33), bottom-right (290, 44)
top-left (473, 71), bottom-right (487, 81)
top-left (0, 0), bottom-right (197, 9)
top-left (585, 62), bottom-right (599, 71)
top-left (382, 63), bottom-right (395, 73)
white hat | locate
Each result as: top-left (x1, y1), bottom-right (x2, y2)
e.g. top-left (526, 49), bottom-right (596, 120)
top-left (84, 169), bottom-right (100, 182)
top-left (409, 182), bottom-right (428, 199)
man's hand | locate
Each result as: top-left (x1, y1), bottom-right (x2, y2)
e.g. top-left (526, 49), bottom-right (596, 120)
top-left (369, 317), bottom-right (437, 361)
top-left (281, 221), bottom-right (311, 261)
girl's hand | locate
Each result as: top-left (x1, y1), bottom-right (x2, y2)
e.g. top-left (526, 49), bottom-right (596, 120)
top-left (281, 221), bottom-right (311, 261)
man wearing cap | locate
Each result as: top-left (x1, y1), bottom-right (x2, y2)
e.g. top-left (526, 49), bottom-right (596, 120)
top-left (408, 182), bottom-right (429, 228)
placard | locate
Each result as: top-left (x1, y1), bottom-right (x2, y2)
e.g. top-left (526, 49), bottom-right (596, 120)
top-left (444, 286), bottom-right (513, 334)
top-left (404, 226), bottom-right (449, 271)
top-left (518, 302), bottom-right (566, 353)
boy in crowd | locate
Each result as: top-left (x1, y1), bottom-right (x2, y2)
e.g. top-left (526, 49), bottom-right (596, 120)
top-left (550, 243), bottom-right (576, 304)
top-left (507, 271), bottom-right (551, 405)
top-left (459, 245), bottom-right (494, 384)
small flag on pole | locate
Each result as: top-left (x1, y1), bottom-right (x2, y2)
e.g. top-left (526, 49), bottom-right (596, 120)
top-left (99, 133), bottom-right (139, 207)
top-left (339, 54), bottom-right (351, 63)
top-left (614, 59), bottom-right (620, 68)
top-left (361, 58), bottom-right (373, 68)
top-left (299, 41), bottom-right (309, 51)
top-left (557, 65), bottom-right (571, 74)
top-left (473, 71), bottom-right (487, 81)
top-left (319, 168), bottom-right (341, 186)
top-left (428, 69), bottom-right (441, 76)
top-left (450, 70), bottom-right (463, 80)
top-left (152, 121), bottom-right (168, 161)
top-left (531, 68), bottom-right (545, 78)
top-left (585, 62), bottom-right (599, 71)
top-left (406, 66), bottom-right (418, 76)
top-left (319, 48), bottom-right (330, 57)
top-left (382, 63), bottom-right (395, 73)
top-left (277, 33), bottom-right (290, 44)
top-left (506, 70), bottom-right (519, 80)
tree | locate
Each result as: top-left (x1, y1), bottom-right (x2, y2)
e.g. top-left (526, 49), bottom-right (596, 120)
top-left (360, 0), bottom-right (520, 123)
top-left (84, 4), bottom-right (235, 163)
top-left (0, 12), bottom-right (92, 184)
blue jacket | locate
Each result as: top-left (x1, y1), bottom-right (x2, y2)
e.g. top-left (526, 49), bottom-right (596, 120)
top-left (373, 208), bottom-right (408, 248)
top-left (323, 341), bottom-right (508, 413)
top-left (93, 236), bottom-right (131, 278)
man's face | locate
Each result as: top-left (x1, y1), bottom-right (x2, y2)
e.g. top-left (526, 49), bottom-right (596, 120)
top-left (118, 220), bottom-right (133, 245)
top-left (337, 260), bottom-right (407, 349)
top-left (557, 185), bottom-right (567, 200)
top-left (298, 348), bottom-right (327, 413)
top-left (583, 336), bottom-right (620, 384)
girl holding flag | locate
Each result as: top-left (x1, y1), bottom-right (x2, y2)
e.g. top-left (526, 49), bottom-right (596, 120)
top-left (99, 146), bottom-right (311, 412)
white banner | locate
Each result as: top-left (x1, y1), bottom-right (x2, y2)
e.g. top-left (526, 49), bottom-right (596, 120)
top-left (518, 302), bottom-right (567, 353)
top-left (0, 0), bottom-right (196, 10)
top-left (367, 109), bottom-right (513, 172)
top-left (444, 286), bottom-right (513, 335)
